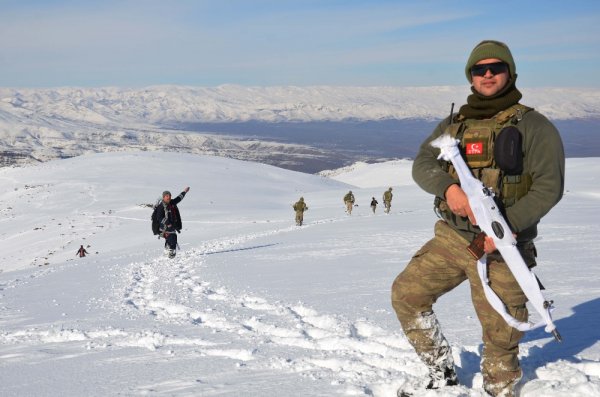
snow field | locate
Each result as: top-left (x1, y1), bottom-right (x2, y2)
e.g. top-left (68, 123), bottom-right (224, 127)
top-left (0, 152), bottom-right (599, 396)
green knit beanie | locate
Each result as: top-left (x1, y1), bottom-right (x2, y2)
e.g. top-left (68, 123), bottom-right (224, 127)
top-left (465, 40), bottom-right (516, 83)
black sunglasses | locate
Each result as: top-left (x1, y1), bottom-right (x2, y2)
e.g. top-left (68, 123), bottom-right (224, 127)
top-left (470, 62), bottom-right (509, 77)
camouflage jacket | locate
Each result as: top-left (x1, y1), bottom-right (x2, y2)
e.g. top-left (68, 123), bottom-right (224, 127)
top-left (293, 201), bottom-right (307, 212)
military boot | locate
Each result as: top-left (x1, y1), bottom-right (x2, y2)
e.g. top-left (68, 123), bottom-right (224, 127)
top-left (426, 364), bottom-right (459, 389)
top-left (397, 365), bottom-right (458, 397)
top-left (483, 376), bottom-right (520, 397)
top-left (396, 311), bottom-right (459, 396)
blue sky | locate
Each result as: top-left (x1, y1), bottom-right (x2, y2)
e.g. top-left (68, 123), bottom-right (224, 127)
top-left (1, 0), bottom-right (599, 88)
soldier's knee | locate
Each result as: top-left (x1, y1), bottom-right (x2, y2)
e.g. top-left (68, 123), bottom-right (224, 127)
top-left (484, 305), bottom-right (527, 352)
top-left (391, 272), bottom-right (405, 296)
top-left (391, 273), bottom-right (412, 315)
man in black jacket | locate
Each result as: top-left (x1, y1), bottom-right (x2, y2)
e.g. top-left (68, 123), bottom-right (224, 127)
top-left (156, 187), bottom-right (189, 258)
top-left (76, 245), bottom-right (89, 258)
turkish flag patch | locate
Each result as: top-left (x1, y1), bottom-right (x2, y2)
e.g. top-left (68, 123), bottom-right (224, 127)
top-left (466, 142), bottom-right (484, 155)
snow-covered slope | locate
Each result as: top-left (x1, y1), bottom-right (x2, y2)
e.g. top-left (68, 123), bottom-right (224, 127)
top-left (0, 153), bottom-right (598, 396)
top-left (319, 159), bottom-right (414, 188)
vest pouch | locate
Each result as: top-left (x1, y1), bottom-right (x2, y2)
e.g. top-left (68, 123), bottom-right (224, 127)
top-left (502, 173), bottom-right (532, 207)
top-left (480, 168), bottom-right (502, 194)
top-left (495, 126), bottom-right (523, 175)
top-left (462, 126), bottom-right (494, 168)
top-left (444, 122), bottom-right (464, 138)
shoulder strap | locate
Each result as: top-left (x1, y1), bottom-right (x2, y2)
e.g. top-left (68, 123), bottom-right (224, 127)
top-left (496, 104), bottom-right (533, 124)
top-left (446, 113), bottom-right (466, 139)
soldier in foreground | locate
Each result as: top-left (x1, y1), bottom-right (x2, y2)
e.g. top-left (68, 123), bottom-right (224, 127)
top-left (391, 40), bottom-right (564, 396)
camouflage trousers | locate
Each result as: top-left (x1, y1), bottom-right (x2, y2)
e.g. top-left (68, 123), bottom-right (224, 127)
top-left (345, 201), bottom-right (353, 214)
top-left (295, 211), bottom-right (304, 226)
top-left (391, 220), bottom-right (531, 397)
top-left (384, 200), bottom-right (391, 213)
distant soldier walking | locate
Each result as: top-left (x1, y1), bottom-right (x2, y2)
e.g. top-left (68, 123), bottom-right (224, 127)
top-left (343, 190), bottom-right (355, 215)
top-left (293, 197), bottom-right (308, 226)
top-left (153, 187), bottom-right (190, 258)
top-left (76, 245), bottom-right (88, 258)
top-left (383, 187), bottom-right (393, 213)
top-left (370, 197), bottom-right (378, 214)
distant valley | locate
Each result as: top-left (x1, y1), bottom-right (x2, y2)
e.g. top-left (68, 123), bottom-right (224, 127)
top-left (172, 118), bottom-right (600, 170)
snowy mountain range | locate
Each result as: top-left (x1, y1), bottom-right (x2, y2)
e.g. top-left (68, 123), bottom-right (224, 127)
top-left (1, 85), bottom-right (599, 170)
top-left (4, 85), bottom-right (600, 123)
top-left (0, 152), bottom-right (598, 396)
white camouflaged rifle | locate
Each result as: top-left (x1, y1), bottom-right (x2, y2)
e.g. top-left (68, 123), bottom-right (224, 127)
top-left (431, 132), bottom-right (562, 342)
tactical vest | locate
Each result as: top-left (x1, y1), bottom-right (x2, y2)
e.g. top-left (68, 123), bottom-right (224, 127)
top-left (294, 202), bottom-right (306, 212)
top-left (436, 104), bottom-right (533, 216)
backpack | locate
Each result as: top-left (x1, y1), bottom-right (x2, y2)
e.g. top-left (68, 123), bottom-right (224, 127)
top-left (151, 200), bottom-right (162, 235)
